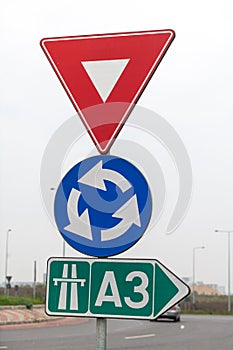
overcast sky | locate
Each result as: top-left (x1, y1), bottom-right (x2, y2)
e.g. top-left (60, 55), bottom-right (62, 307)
top-left (1, 1), bottom-right (233, 294)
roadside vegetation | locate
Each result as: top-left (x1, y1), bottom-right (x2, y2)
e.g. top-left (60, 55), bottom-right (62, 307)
top-left (0, 284), bottom-right (45, 307)
top-left (181, 294), bottom-right (233, 315)
top-left (0, 295), bottom-right (44, 307)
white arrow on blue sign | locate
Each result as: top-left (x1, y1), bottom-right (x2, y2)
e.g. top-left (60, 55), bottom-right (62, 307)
top-left (54, 155), bottom-right (152, 257)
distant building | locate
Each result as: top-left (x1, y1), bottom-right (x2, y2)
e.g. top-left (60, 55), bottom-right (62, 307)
top-left (208, 284), bottom-right (225, 296)
top-left (190, 284), bottom-right (225, 296)
top-left (182, 277), bottom-right (225, 296)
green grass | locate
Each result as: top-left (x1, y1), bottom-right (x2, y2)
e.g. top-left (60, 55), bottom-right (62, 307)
top-left (0, 295), bottom-right (44, 306)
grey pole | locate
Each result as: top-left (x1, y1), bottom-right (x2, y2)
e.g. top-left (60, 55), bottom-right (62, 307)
top-left (215, 230), bottom-right (233, 312)
top-left (4, 229), bottom-right (12, 295)
top-left (95, 153), bottom-right (109, 350)
top-left (192, 247), bottom-right (195, 308)
top-left (50, 187), bottom-right (66, 256)
top-left (192, 246), bottom-right (205, 309)
top-left (228, 232), bottom-right (231, 312)
top-left (63, 240), bottom-right (66, 257)
top-left (33, 260), bottom-right (37, 299)
top-left (96, 318), bottom-right (107, 350)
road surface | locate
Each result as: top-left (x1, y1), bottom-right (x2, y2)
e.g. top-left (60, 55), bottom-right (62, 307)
top-left (1, 315), bottom-right (233, 349)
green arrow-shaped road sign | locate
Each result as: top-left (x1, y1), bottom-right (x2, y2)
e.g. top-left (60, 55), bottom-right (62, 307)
top-left (46, 258), bottom-right (190, 320)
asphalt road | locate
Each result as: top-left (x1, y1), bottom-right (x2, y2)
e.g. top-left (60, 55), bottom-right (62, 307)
top-left (1, 315), bottom-right (233, 350)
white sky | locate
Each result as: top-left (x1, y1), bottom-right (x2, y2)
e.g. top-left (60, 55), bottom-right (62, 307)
top-left (1, 0), bottom-right (233, 294)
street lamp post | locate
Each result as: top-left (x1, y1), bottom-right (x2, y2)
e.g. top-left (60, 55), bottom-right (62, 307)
top-left (50, 187), bottom-right (66, 257)
top-left (4, 229), bottom-right (12, 295)
top-left (192, 246), bottom-right (205, 309)
top-left (215, 229), bottom-right (233, 312)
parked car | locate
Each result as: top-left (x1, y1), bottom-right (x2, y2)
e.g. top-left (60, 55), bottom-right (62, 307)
top-left (156, 304), bottom-right (181, 322)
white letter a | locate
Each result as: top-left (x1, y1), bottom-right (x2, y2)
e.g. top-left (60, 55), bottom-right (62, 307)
top-left (95, 271), bottom-right (122, 307)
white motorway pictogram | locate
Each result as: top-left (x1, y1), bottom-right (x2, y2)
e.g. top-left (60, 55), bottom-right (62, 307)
top-left (53, 264), bottom-right (86, 311)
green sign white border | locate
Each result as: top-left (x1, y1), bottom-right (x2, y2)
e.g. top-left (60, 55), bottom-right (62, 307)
top-left (46, 257), bottom-right (190, 320)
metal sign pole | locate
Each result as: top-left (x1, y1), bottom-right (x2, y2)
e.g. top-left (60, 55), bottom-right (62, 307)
top-left (96, 318), bottom-right (107, 350)
top-left (94, 146), bottom-right (109, 349)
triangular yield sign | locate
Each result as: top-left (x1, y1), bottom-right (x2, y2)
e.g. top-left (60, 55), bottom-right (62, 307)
top-left (40, 30), bottom-right (175, 153)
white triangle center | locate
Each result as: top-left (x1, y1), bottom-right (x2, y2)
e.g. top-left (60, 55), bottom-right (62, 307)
top-left (81, 59), bottom-right (130, 102)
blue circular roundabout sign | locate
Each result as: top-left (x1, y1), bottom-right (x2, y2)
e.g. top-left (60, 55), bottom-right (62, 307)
top-left (54, 155), bottom-right (152, 257)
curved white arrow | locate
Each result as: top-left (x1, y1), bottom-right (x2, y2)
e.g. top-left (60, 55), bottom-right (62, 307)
top-left (101, 194), bottom-right (141, 241)
top-left (64, 188), bottom-right (93, 240)
top-left (78, 161), bottom-right (131, 192)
